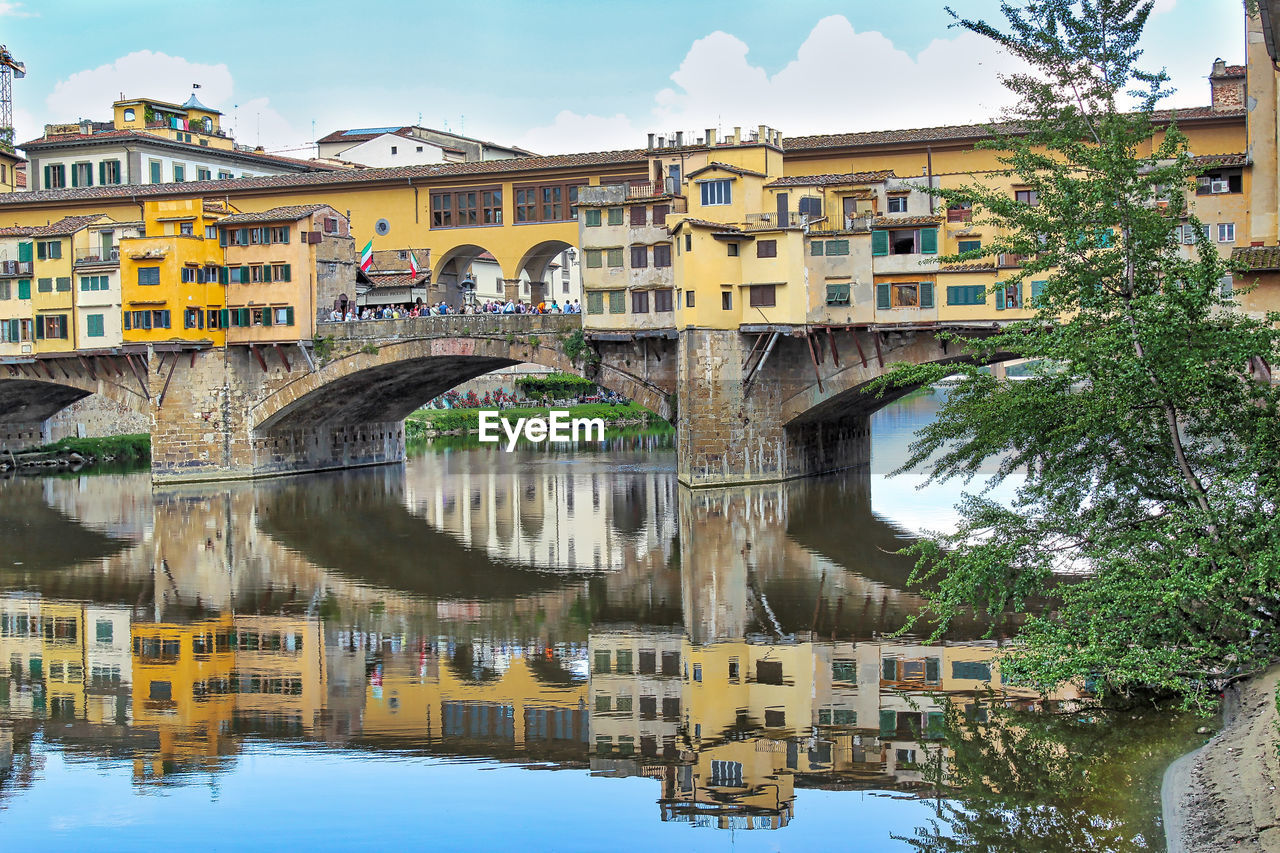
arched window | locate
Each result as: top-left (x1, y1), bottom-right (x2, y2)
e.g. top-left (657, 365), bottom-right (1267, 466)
top-left (123, 108), bottom-right (135, 121)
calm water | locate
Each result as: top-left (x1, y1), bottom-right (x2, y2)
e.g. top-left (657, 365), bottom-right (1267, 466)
top-left (0, 389), bottom-right (1196, 851)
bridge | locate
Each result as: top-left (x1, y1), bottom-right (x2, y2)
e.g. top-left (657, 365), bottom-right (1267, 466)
top-left (0, 312), bottom-right (993, 485)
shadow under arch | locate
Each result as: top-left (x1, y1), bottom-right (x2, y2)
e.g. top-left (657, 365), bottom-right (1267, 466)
top-left (516, 238), bottom-right (575, 287)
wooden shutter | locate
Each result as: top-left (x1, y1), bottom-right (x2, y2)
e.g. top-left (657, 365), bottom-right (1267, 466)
top-left (17, 241), bottom-right (31, 263)
top-left (240, 266), bottom-right (249, 283)
top-left (281, 264), bottom-right (291, 282)
top-left (879, 709), bottom-right (897, 736)
top-left (98, 162), bottom-right (106, 186)
top-left (871, 230), bottom-right (889, 256)
top-left (6, 319), bottom-right (15, 341)
top-left (876, 283), bottom-right (891, 310)
top-left (34, 318), bottom-right (43, 339)
top-left (1030, 280), bottom-right (1046, 307)
top-left (262, 307), bottom-right (272, 326)
top-left (220, 309), bottom-right (230, 328)
top-left (919, 228), bottom-right (938, 254)
top-left (285, 307), bottom-right (295, 326)
top-left (919, 281), bottom-right (935, 309)
top-left (123, 312), bottom-right (131, 331)
top-left (17, 279), bottom-right (29, 299)
top-left (218, 266), bottom-right (228, 285)
top-left (262, 264), bottom-right (272, 283)
top-left (811, 240), bottom-right (824, 256)
top-left (994, 282), bottom-right (1005, 310)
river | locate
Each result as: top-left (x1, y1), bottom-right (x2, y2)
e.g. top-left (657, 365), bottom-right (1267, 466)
top-left (0, 389), bottom-right (1199, 851)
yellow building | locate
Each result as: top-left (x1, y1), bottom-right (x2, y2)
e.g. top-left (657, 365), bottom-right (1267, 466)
top-left (73, 217), bottom-right (143, 349)
top-left (0, 226), bottom-right (33, 354)
top-left (29, 215), bottom-right (111, 354)
top-left (0, 148), bottom-right (24, 193)
top-left (220, 204), bottom-right (353, 346)
top-left (119, 199), bottom-right (231, 346)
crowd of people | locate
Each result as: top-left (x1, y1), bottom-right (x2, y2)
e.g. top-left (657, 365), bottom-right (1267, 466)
top-left (327, 298), bottom-right (582, 322)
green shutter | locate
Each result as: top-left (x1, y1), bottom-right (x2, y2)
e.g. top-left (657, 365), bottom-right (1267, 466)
top-left (219, 266), bottom-right (228, 285)
top-left (1030, 280), bottom-right (1046, 307)
top-left (240, 266), bottom-right (249, 283)
top-left (926, 712), bottom-right (945, 739)
top-left (285, 306), bottom-right (295, 326)
top-left (280, 264), bottom-right (291, 282)
top-left (43, 165), bottom-right (50, 190)
top-left (6, 318), bottom-right (16, 341)
top-left (219, 228), bottom-right (227, 247)
top-left (240, 308), bottom-right (251, 326)
top-left (919, 281), bottom-right (935, 309)
top-left (123, 312), bottom-right (131, 331)
top-left (871, 230), bottom-right (888, 256)
top-left (36, 241), bottom-right (45, 261)
top-left (879, 709), bottom-right (897, 736)
top-left (810, 240), bottom-right (824, 256)
top-left (220, 309), bottom-right (230, 328)
top-left (17, 241), bottom-right (31, 263)
top-left (919, 228), bottom-right (938, 254)
top-left (883, 658), bottom-right (897, 681)
top-left (281, 227), bottom-right (289, 244)
top-left (262, 307), bottom-right (272, 326)
top-left (98, 162), bottom-right (106, 185)
top-left (34, 318), bottom-right (43, 339)
top-left (876, 283), bottom-right (891, 310)
top-left (262, 264), bottom-right (272, 283)
top-left (17, 279), bottom-right (29, 299)
top-left (994, 282), bottom-right (1005, 310)
top-left (925, 657), bottom-right (940, 682)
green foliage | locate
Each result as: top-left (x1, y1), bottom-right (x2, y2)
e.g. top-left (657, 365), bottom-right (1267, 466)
top-left (874, 1), bottom-right (1280, 706)
top-left (561, 328), bottom-right (599, 366)
top-left (514, 372), bottom-right (595, 398)
top-left (528, 334), bottom-right (540, 348)
top-left (359, 342), bottom-right (380, 355)
top-left (312, 334), bottom-right (335, 363)
top-left (406, 402), bottom-right (666, 434)
top-left (35, 434), bottom-right (150, 461)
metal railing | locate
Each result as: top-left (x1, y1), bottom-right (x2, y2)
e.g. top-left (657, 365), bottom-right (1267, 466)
top-left (0, 260), bottom-right (31, 276)
top-left (744, 211), bottom-right (809, 228)
top-left (74, 247), bottom-right (119, 265)
top-left (625, 177), bottom-right (681, 198)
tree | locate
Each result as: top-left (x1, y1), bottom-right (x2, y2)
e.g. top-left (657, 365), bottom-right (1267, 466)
top-left (878, 0), bottom-right (1280, 706)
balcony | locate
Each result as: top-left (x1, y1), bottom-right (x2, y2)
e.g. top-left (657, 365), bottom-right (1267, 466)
top-left (744, 211), bottom-right (810, 229)
top-left (74, 248), bottom-right (120, 266)
top-left (0, 260), bottom-right (31, 277)
top-left (625, 177), bottom-right (682, 199)
top-left (947, 207), bottom-right (974, 224)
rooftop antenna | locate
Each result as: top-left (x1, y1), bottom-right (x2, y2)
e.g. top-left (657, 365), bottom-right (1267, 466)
top-left (0, 45), bottom-right (26, 152)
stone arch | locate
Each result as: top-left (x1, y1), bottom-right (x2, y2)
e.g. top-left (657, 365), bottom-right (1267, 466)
top-left (0, 364), bottom-right (150, 448)
top-left (516, 239), bottom-right (576, 290)
top-left (252, 330), bottom-right (673, 435)
top-left (431, 243), bottom-right (513, 304)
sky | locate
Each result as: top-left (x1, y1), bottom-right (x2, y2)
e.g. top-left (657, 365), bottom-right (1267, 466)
top-left (0, 0), bottom-right (1248, 158)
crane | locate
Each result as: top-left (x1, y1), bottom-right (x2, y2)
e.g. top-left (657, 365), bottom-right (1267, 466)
top-left (0, 45), bottom-right (24, 151)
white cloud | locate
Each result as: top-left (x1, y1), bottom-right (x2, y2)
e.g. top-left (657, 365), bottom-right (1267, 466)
top-left (0, 2), bottom-right (37, 17)
top-left (30, 51), bottom-right (301, 151)
top-left (1152, 0), bottom-right (1177, 14)
top-left (519, 16), bottom-right (1025, 154)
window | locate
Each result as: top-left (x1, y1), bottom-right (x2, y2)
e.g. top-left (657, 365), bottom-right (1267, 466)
top-left (994, 281), bottom-right (1021, 310)
top-left (584, 249), bottom-right (603, 269)
top-left (55, 276), bottom-right (71, 292)
top-left (684, 233), bottom-right (692, 252)
top-left (726, 243), bottom-right (739, 257)
top-left (137, 267), bottom-right (160, 286)
top-left (85, 313), bottom-right (104, 337)
top-left (17, 279), bottom-right (30, 299)
top-left (152, 309), bottom-right (171, 328)
top-left (652, 203), bottom-right (669, 224)
top-left (653, 243), bottom-right (671, 267)
top-left (876, 282), bottom-right (934, 309)
top-left (629, 206), bottom-right (646, 226)
top-left (947, 284), bottom-right (986, 306)
top-left (390, 146), bottom-right (397, 155)
top-left (80, 275), bottom-right (110, 291)
top-left (749, 284), bottom-right (776, 307)
top-left (756, 240), bottom-right (777, 258)
top-left (267, 227), bottom-right (289, 243)
top-left (824, 240), bottom-right (849, 256)
top-left (207, 307), bottom-right (223, 329)
top-left (605, 248), bottom-right (623, 268)
top-left (685, 290), bottom-right (694, 308)
top-left (654, 289), bottom-right (673, 312)
top-left (37, 314), bottom-right (68, 339)
top-left (607, 290), bottom-right (626, 314)
top-left (123, 108), bottom-right (135, 121)
top-left (456, 191), bottom-right (478, 226)
top-left (179, 221), bottom-right (194, 236)
top-left (947, 202), bottom-right (973, 222)
top-left (323, 217), bottom-right (340, 234)
top-left (631, 290), bottom-right (649, 313)
top-left (416, 145), bottom-right (423, 152)
top-left (181, 266), bottom-right (198, 284)
top-left (886, 194), bottom-right (908, 213)
top-left (149, 161), bottom-right (162, 184)
top-left (218, 170), bottom-right (233, 180)
top-left (1197, 169), bottom-right (1243, 195)
top-left (1218, 222), bottom-right (1236, 243)
top-left (607, 207), bottom-right (623, 226)
top-left (512, 181), bottom-right (577, 223)
top-left (197, 168), bottom-right (212, 181)
top-left (957, 239), bottom-right (982, 254)
top-left (584, 209), bottom-right (601, 227)
top-left (183, 307), bottom-right (203, 329)
top-left (36, 240), bottom-right (62, 260)
top-left (36, 277), bottom-right (51, 292)
top-left (630, 245), bottom-right (648, 268)
top-left (952, 660), bottom-right (992, 681)
top-left (700, 179), bottom-right (731, 206)
top-left (99, 160), bottom-right (122, 185)
top-left (586, 291), bottom-right (604, 314)
top-left (43, 164), bottom-right (66, 189)
top-left (1015, 189), bottom-right (1039, 206)
top-left (826, 283), bottom-right (850, 306)
top-left (721, 290), bottom-right (732, 310)
top-left (173, 164), bottom-right (186, 182)
top-left (0, 280), bottom-right (8, 299)
top-left (273, 307), bottom-right (294, 325)
top-left (71, 162), bottom-right (93, 188)
top-left (872, 228), bottom-right (937, 256)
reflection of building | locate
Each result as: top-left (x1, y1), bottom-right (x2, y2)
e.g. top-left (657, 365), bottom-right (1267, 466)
top-left (588, 630), bottom-right (683, 767)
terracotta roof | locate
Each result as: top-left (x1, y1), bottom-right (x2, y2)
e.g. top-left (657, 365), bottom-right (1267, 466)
top-left (28, 214), bottom-right (106, 236)
top-left (360, 272), bottom-right (429, 288)
top-left (18, 129), bottom-right (341, 172)
top-left (14, 168), bottom-right (25, 189)
top-left (782, 106), bottom-right (1244, 152)
top-left (0, 225), bottom-right (32, 236)
top-left (686, 162), bottom-right (768, 179)
top-left (764, 170), bottom-right (894, 188)
top-left (939, 263), bottom-right (998, 273)
top-left (218, 204), bottom-right (329, 224)
top-left (0, 148), bottom-right (649, 207)
top-left (1232, 245), bottom-right (1280, 271)
top-left (671, 218), bottom-right (742, 234)
top-left (1192, 152), bottom-right (1249, 167)
top-left (0, 148), bottom-right (24, 163)
top-left (317, 126), bottom-right (415, 145)
top-left (1214, 64), bottom-right (1246, 78)
top-left (872, 215), bottom-right (944, 228)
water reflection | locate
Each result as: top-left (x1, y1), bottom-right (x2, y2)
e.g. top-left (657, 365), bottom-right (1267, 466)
top-left (0, 441), bottom-right (1188, 849)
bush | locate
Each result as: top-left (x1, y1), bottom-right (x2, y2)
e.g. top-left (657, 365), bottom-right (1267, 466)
top-left (515, 372), bottom-right (595, 399)
top-left (36, 434), bottom-right (151, 461)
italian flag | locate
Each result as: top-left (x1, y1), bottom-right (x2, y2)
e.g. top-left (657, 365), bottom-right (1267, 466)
top-left (409, 251), bottom-right (421, 278)
top-left (359, 239), bottom-right (373, 272)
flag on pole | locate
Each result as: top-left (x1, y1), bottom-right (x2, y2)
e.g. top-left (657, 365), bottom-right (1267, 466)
top-left (408, 251), bottom-right (421, 278)
top-left (359, 239), bottom-right (373, 272)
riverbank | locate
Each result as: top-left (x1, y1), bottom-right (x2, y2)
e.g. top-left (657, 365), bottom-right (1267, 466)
top-left (405, 403), bottom-right (667, 438)
top-left (1, 434), bottom-right (150, 472)
top-left (1169, 664), bottom-right (1280, 852)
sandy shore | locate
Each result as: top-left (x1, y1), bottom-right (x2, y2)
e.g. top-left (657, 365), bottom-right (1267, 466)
top-left (1167, 665), bottom-right (1280, 852)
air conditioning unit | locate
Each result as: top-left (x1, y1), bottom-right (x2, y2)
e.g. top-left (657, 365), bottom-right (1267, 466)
top-left (1211, 180), bottom-right (1230, 194)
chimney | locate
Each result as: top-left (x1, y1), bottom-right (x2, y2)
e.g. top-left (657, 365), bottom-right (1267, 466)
top-left (1209, 58), bottom-right (1245, 111)
top-left (757, 124), bottom-right (767, 145)
top-left (733, 126), bottom-right (741, 144)
top-left (647, 132), bottom-right (655, 149)
top-left (706, 128), bottom-right (716, 145)
top-left (774, 130), bottom-right (784, 147)
top-left (657, 136), bottom-right (665, 148)
top-left (675, 131), bottom-right (683, 146)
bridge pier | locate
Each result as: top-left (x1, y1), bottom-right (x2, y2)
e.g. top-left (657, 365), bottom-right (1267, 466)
top-left (675, 329), bottom-right (869, 487)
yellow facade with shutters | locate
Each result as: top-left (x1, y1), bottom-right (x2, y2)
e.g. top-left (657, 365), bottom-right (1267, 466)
top-left (119, 199), bottom-right (229, 345)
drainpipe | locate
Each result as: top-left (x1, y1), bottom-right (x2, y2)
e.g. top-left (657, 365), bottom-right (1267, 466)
top-left (926, 146), bottom-right (934, 215)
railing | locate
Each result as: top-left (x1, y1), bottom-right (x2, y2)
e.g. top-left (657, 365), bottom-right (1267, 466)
top-left (946, 207), bottom-right (974, 223)
top-left (744, 211), bottom-right (809, 228)
top-left (997, 253), bottom-right (1027, 268)
top-left (0, 260), bottom-right (31, 276)
top-left (626, 177), bottom-right (681, 198)
top-left (74, 247), bottom-right (119, 265)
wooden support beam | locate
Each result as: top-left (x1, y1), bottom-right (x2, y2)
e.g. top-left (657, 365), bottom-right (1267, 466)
top-left (853, 331), bottom-right (867, 367)
top-left (297, 343), bottom-right (315, 372)
top-left (826, 327), bottom-right (840, 368)
top-left (41, 360), bottom-right (56, 381)
top-left (157, 350), bottom-right (181, 408)
top-left (78, 356), bottom-right (97, 380)
top-left (874, 333), bottom-right (885, 368)
top-left (250, 345), bottom-right (269, 374)
top-left (806, 332), bottom-right (825, 393)
top-left (125, 354), bottom-right (150, 401)
top-left (274, 344), bottom-right (291, 373)
top-left (190, 351), bottom-right (197, 368)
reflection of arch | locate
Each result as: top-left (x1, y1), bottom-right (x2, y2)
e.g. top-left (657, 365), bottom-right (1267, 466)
top-left (252, 333), bottom-right (673, 434)
top-left (516, 239), bottom-right (575, 285)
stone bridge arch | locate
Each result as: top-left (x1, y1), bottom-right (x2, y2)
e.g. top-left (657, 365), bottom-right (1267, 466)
top-left (0, 357), bottom-right (151, 450)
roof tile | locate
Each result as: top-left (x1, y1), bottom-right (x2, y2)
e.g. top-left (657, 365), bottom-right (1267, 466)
top-left (218, 204), bottom-right (330, 225)
top-left (1232, 245), bottom-right (1280, 271)
top-left (764, 170), bottom-right (895, 188)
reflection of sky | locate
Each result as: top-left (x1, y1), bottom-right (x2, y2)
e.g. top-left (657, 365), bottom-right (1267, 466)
top-left (9, 744), bottom-right (936, 852)
top-left (870, 388), bottom-right (1020, 536)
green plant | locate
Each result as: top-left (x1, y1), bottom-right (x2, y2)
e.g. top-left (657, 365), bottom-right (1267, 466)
top-left (515, 372), bottom-right (595, 398)
top-left (312, 334), bottom-right (335, 363)
top-left (528, 335), bottom-right (541, 348)
top-left (359, 342), bottom-right (380, 355)
top-left (561, 328), bottom-right (598, 365)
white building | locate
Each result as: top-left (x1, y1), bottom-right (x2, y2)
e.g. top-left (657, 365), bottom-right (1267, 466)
top-left (316, 125), bottom-right (531, 167)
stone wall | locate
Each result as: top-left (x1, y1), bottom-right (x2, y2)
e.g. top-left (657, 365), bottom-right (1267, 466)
top-left (45, 393), bottom-right (150, 443)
